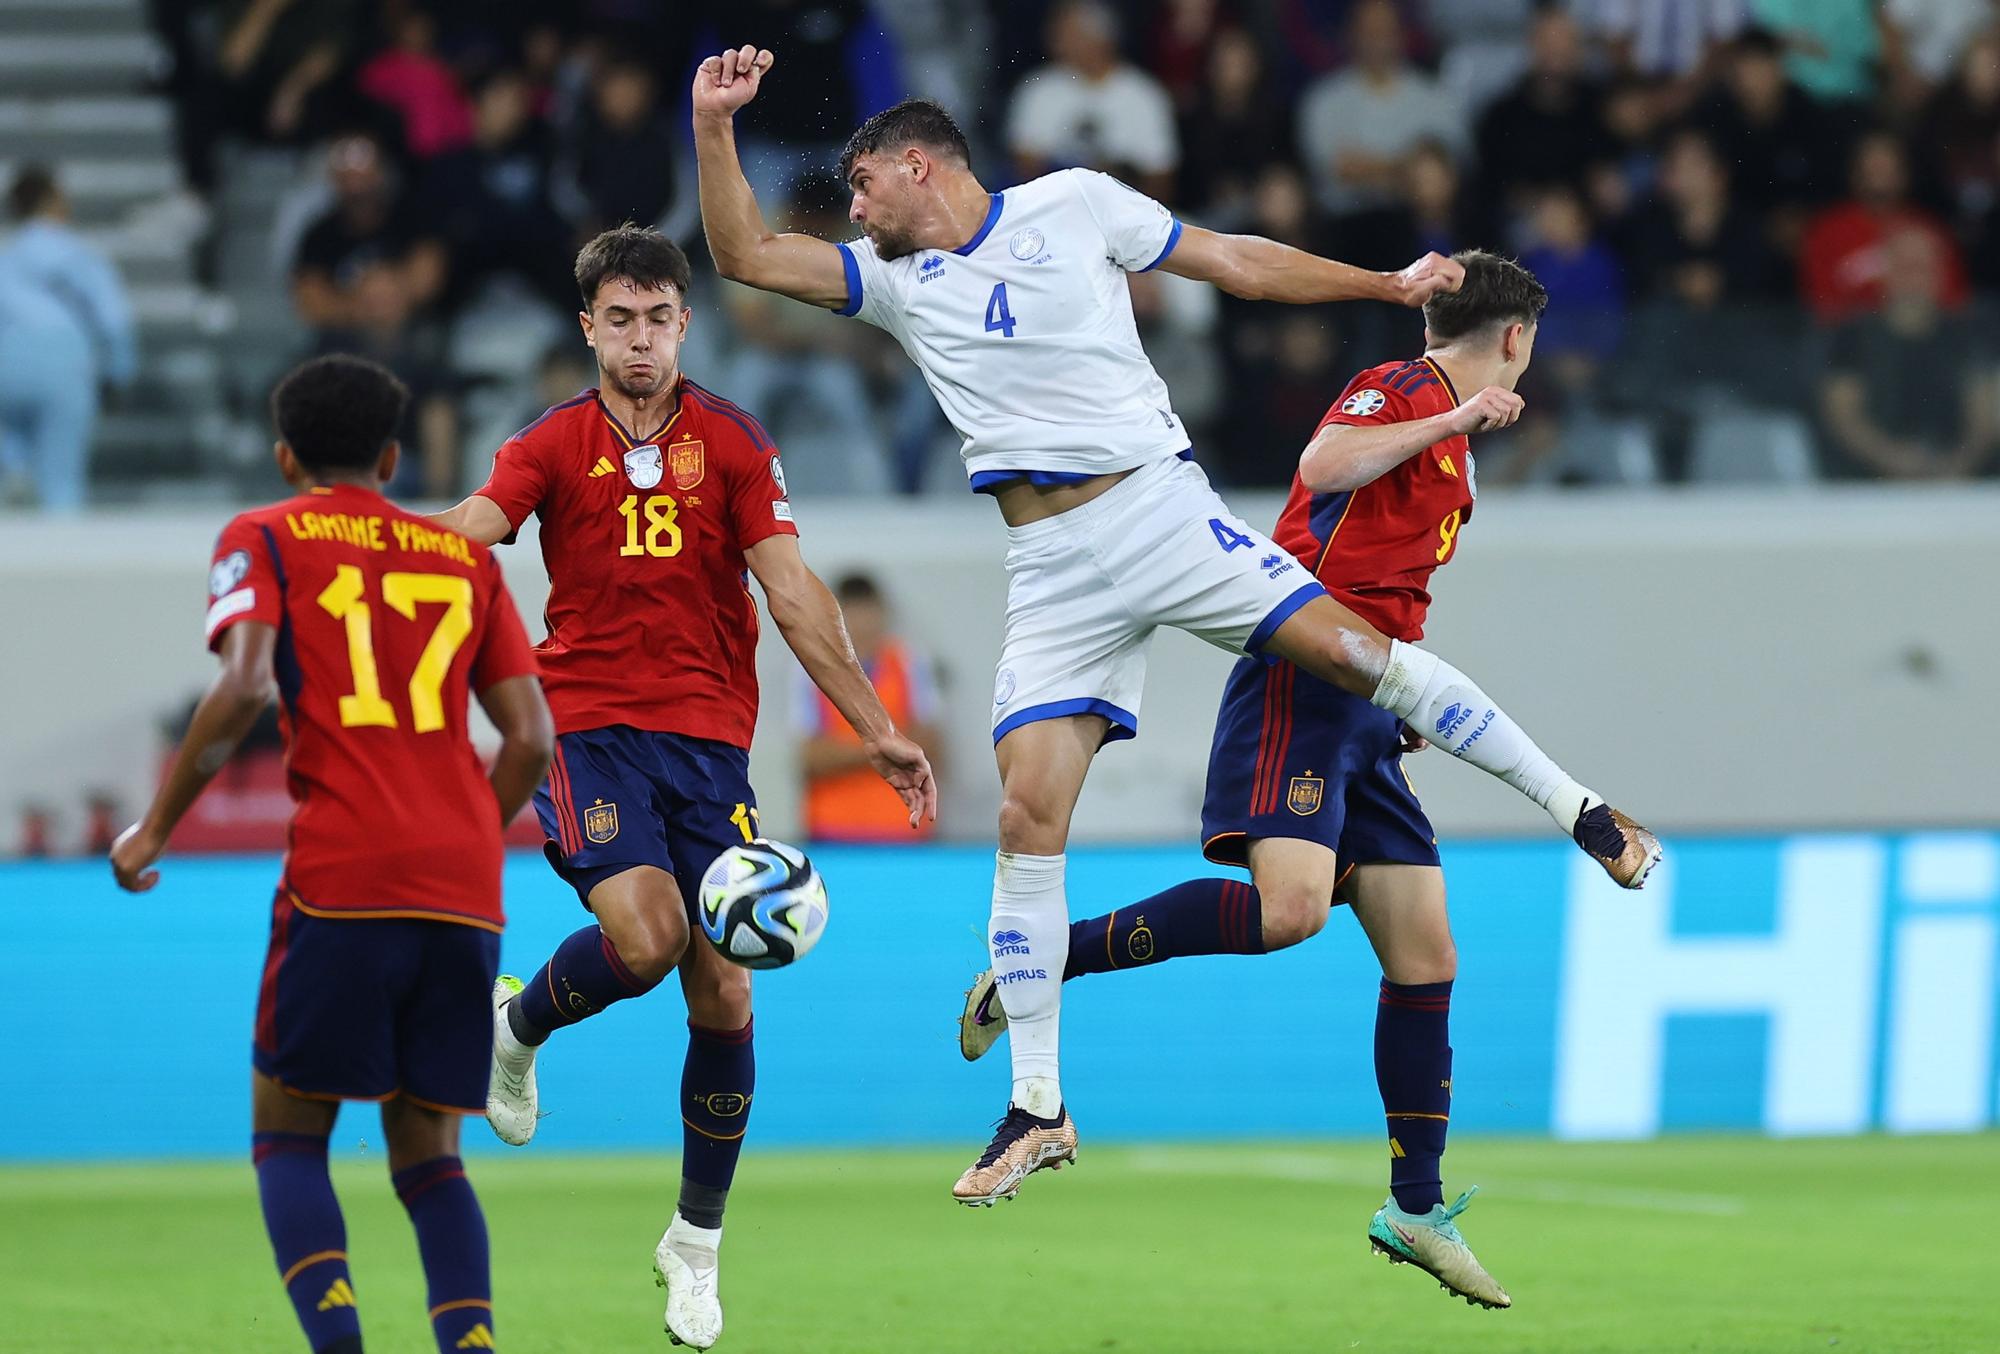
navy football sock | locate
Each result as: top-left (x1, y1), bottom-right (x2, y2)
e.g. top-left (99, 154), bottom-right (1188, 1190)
top-left (1064, 878), bottom-right (1264, 979)
top-left (392, 1155), bottom-right (492, 1354)
top-left (1376, 978), bottom-right (1453, 1214)
top-left (677, 1018), bottom-right (755, 1228)
top-left (513, 924), bottom-right (661, 1043)
top-left (253, 1132), bottom-right (362, 1353)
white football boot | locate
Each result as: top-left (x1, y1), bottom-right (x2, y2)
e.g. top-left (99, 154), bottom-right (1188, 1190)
top-left (654, 1212), bottom-right (724, 1348)
top-left (485, 975), bottom-right (541, 1146)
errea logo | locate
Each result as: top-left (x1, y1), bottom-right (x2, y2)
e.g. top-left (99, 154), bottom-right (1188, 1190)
top-left (919, 255), bottom-right (946, 282)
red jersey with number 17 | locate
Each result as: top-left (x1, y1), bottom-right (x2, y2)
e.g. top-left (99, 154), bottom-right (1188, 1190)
top-left (475, 378), bottom-right (798, 745)
top-left (204, 483), bottom-right (539, 928)
top-left (1270, 356), bottom-right (1475, 642)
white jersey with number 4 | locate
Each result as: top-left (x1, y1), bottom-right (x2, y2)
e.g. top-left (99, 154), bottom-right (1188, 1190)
top-left (835, 168), bottom-right (1188, 485)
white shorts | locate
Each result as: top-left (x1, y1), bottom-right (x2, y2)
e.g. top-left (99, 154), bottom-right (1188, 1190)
top-left (991, 455), bottom-right (1325, 744)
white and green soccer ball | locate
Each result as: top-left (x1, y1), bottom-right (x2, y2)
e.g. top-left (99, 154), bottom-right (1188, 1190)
top-left (698, 838), bottom-right (829, 970)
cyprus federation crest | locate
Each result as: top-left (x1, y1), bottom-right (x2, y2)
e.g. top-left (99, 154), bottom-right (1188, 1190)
top-left (624, 444), bottom-right (663, 489)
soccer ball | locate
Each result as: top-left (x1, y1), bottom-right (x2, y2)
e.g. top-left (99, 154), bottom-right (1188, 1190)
top-left (697, 838), bottom-right (829, 970)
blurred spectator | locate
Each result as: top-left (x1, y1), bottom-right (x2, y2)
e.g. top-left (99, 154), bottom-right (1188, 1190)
top-left (1340, 140), bottom-right (1482, 274)
top-left (1577, 0), bottom-right (1746, 105)
top-left (1799, 130), bottom-right (1969, 323)
top-left (1296, 0), bottom-right (1465, 216)
top-left (1271, 0), bottom-right (1437, 86)
top-left (0, 259), bottom-right (96, 512)
top-left (356, 6), bottom-right (477, 160)
top-left (1, 167), bottom-right (139, 395)
top-left (216, 0), bottom-right (364, 144)
top-left (1919, 33), bottom-right (2000, 216)
top-left (291, 132), bottom-right (457, 493)
top-left (729, 0), bottom-right (904, 202)
top-left (719, 172), bottom-right (887, 494)
top-left (1696, 27), bottom-right (1842, 239)
top-left (794, 573), bottom-right (943, 843)
top-left (560, 57), bottom-right (686, 239)
top-left (1746, 0), bottom-right (1879, 104)
top-left (1513, 183), bottom-right (1624, 481)
top-left (1586, 77), bottom-right (1669, 224)
top-left (1819, 229), bottom-right (1998, 478)
top-left (1881, 0), bottom-right (2000, 112)
top-left (1474, 7), bottom-right (1611, 212)
top-left (1007, 0), bottom-right (1179, 199)
top-left (1628, 128), bottom-right (1784, 305)
top-left (1148, 0), bottom-right (1231, 112)
top-left (1177, 26), bottom-right (1294, 221)
top-left (420, 69), bottom-right (575, 310)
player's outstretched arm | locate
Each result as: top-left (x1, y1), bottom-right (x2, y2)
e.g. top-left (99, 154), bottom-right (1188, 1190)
top-left (693, 46), bottom-right (851, 310)
top-left (431, 494), bottom-right (512, 547)
top-left (476, 673), bottom-right (553, 826)
top-left (110, 622), bottom-right (277, 892)
top-left (1161, 226), bottom-right (1463, 308)
top-left (746, 536), bottom-right (938, 829)
top-left (1300, 386), bottom-right (1524, 492)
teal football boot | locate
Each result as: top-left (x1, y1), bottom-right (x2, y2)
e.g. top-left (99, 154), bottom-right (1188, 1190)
top-left (1368, 1186), bottom-right (1512, 1309)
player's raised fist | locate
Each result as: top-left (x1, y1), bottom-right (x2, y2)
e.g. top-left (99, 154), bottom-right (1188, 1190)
top-left (1390, 251), bottom-right (1465, 307)
top-left (693, 45), bottom-right (776, 116)
top-left (1446, 385), bottom-right (1524, 435)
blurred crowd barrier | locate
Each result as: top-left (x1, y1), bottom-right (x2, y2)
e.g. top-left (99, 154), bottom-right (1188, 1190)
top-left (4, 483), bottom-right (1998, 857)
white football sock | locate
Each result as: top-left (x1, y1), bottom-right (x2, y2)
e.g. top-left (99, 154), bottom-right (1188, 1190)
top-left (1371, 640), bottom-right (1597, 833)
top-left (988, 850), bottom-right (1067, 1118)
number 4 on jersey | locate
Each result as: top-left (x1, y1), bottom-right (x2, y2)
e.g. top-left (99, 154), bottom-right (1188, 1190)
top-left (984, 283), bottom-right (1017, 338)
top-left (1209, 517), bottom-right (1254, 553)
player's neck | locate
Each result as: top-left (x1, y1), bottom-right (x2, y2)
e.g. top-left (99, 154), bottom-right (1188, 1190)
top-left (924, 177), bottom-right (996, 253)
top-left (1421, 348), bottom-right (1497, 400)
top-left (295, 473), bottom-right (381, 495)
top-left (598, 370), bottom-right (681, 439)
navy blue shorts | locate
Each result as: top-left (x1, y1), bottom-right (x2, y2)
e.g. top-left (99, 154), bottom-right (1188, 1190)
top-left (537, 725), bottom-right (758, 908)
top-left (1200, 657), bottom-right (1439, 878)
top-left (253, 892), bottom-right (499, 1112)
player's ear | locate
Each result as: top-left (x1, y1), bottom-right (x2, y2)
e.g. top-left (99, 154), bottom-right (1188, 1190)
top-left (273, 440), bottom-right (300, 483)
top-left (578, 309), bottom-right (594, 346)
top-left (377, 440), bottom-right (401, 485)
top-left (1503, 321), bottom-right (1524, 363)
top-left (1422, 325), bottom-right (1435, 349)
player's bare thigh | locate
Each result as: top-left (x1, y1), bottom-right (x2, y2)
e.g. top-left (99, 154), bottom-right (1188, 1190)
top-left (1247, 836), bottom-right (1343, 950)
top-left (587, 864), bottom-right (691, 983)
top-left (1345, 863), bottom-right (1456, 985)
top-left (993, 713), bottom-right (1109, 855)
top-left (1261, 596), bottom-right (1393, 700)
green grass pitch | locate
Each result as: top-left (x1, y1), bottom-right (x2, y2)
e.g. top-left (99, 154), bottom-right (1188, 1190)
top-left (2, 1134), bottom-right (1991, 1353)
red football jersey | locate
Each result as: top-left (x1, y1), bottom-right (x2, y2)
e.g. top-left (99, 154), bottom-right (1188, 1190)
top-left (475, 378), bottom-right (797, 745)
top-left (205, 483), bottom-right (539, 928)
top-left (1271, 356), bottom-right (1474, 642)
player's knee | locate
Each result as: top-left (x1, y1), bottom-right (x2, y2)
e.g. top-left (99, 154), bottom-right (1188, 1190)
top-left (381, 1097), bottom-right (458, 1171)
top-left (1387, 934), bottom-right (1457, 986)
top-left (996, 791), bottom-right (1067, 856)
top-left (1258, 880), bottom-right (1332, 950)
top-left (682, 959), bottom-right (752, 1029)
top-left (609, 908), bottom-right (688, 986)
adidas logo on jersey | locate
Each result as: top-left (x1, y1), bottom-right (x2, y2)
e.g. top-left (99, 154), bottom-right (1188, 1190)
top-left (455, 1323), bottom-right (497, 1349)
top-left (588, 456), bottom-right (616, 478)
top-left (317, 1278), bottom-right (357, 1311)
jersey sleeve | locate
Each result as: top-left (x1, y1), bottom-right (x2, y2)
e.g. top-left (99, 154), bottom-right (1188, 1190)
top-left (833, 236), bottom-right (902, 333)
top-left (471, 559), bottom-right (539, 691)
top-left (1069, 169), bottom-right (1183, 273)
top-left (719, 411), bottom-right (801, 550)
top-left (204, 515), bottom-right (283, 651)
top-left (476, 427), bottom-right (553, 532)
top-left (1315, 369), bottom-right (1423, 433)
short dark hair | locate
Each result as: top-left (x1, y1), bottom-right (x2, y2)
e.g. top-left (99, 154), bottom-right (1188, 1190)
top-left (1422, 250), bottom-right (1548, 342)
top-left (839, 99), bottom-right (971, 182)
top-left (270, 355), bottom-right (410, 472)
top-left (7, 164), bottom-right (58, 221)
top-left (574, 225), bottom-right (693, 309)
top-left (833, 573), bottom-right (884, 606)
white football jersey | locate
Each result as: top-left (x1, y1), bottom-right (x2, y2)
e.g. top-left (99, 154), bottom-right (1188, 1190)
top-left (836, 169), bottom-right (1189, 485)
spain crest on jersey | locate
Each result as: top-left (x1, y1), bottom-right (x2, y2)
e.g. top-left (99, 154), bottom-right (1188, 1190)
top-left (1286, 775), bottom-right (1325, 816)
top-left (670, 440), bottom-right (705, 490)
top-left (624, 445), bottom-right (663, 489)
top-left (584, 801), bottom-right (620, 843)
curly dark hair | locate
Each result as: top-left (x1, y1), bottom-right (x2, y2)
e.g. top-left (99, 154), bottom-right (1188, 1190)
top-left (270, 355), bottom-right (410, 472)
top-left (574, 225), bottom-right (693, 309)
top-left (838, 99), bottom-right (972, 181)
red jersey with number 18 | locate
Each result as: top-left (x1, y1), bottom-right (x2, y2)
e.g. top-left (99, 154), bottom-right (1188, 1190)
top-left (1269, 356), bottom-right (1475, 643)
top-left (204, 483), bottom-right (539, 928)
top-left (474, 378), bottom-right (798, 746)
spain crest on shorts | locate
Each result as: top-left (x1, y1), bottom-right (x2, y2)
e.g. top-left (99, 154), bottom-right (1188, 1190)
top-left (1286, 775), bottom-right (1325, 816)
top-left (584, 800), bottom-right (619, 844)
top-left (669, 439), bottom-right (705, 490)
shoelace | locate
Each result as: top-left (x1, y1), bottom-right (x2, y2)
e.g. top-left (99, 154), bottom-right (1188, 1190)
top-left (973, 1107), bottom-right (1046, 1169)
top-left (1571, 802), bottom-right (1630, 863)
